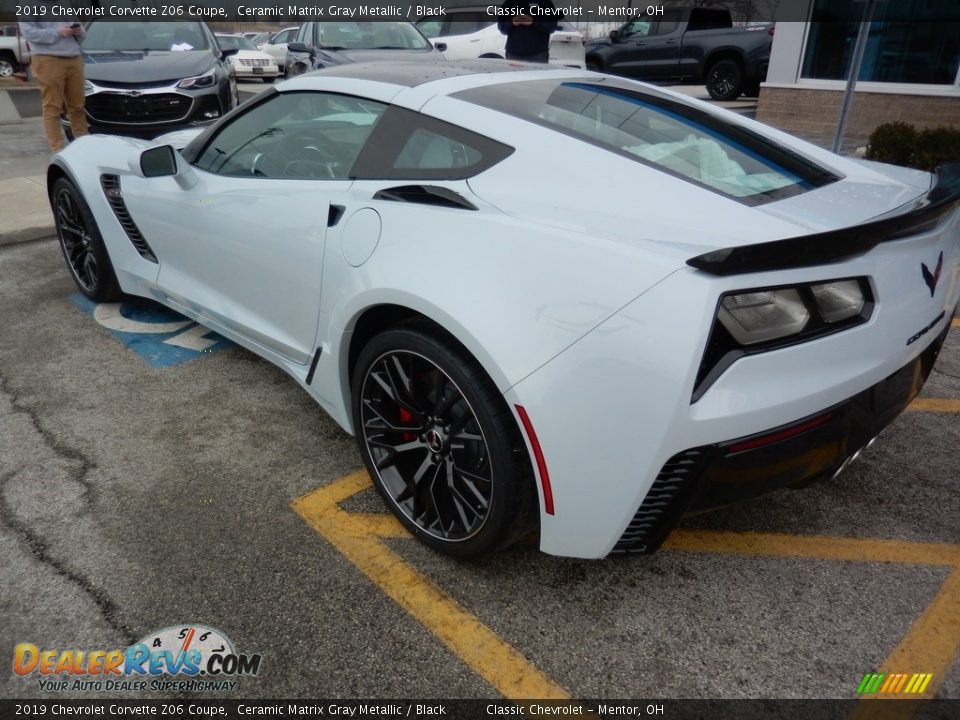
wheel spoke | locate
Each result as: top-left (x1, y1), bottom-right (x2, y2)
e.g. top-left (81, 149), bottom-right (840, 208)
top-left (360, 349), bottom-right (495, 543)
top-left (362, 399), bottom-right (420, 433)
top-left (453, 465), bottom-right (491, 509)
top-left (81, 253), bottom-right (98, 288)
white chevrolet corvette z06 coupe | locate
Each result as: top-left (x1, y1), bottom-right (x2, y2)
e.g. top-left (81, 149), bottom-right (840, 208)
top-left (48, 62), bottom-right (959, 559)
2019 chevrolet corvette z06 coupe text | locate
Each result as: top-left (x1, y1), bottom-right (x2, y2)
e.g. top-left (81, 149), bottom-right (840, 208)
top-left (47, 62), bottom-right (959, 559)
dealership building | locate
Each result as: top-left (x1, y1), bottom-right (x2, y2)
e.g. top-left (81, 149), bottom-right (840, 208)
top-left (757, 0), bottom-right (960, 151)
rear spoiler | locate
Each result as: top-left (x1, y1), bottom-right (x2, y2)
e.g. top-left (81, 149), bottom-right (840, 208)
top-left (687, 162), bottom-right (960, 276)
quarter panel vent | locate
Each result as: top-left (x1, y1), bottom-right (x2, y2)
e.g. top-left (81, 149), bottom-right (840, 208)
top-left (100, 174), bottom-right (158, 263)
top-left (373, 185), bottom-right (478, 211)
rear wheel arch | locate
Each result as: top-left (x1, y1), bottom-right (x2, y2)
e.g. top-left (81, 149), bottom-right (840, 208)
top-left (703, 49), bottom-right (745, 80)
top-left (346, 304), bottom-right (504, 393)
top-left (346, 305), bottom-right (540, 555)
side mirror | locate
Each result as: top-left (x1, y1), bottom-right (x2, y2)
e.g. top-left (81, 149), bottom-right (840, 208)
top-left (220, 46), bottom-right (239, 59)
top-left (287, 42), bottom-right (314, 57)
top-left (609, 29), bottom-right (620, 41)
top-left (433, 42), bottom-right (447, 52)
top-left (139, 145), bottom-right (178, 178)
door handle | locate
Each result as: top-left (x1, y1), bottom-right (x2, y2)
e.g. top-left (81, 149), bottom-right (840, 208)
top-left (666, 39), bottom-right (678, 45)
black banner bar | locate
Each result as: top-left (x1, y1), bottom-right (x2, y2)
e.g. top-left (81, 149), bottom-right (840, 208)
top-left (2, 700), bottom-right (959, 720)
top-left (3, 0), bottom-right (959, 24)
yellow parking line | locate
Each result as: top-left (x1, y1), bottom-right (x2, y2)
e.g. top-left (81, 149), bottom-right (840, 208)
top-left (297, 472), bottom-right (960, 705)
top-left (907, 398), bottom-right (960, 413)
top-left (663, 529), bottom-right (960, 567)
top-left (667, 529), bottom-right (960, 714)
top-left (292, 473), bottom-right (569, 700)
top-left (953, 318), bottom-right (959, 329)
top-left (849, 569), bottom-right (960, 718)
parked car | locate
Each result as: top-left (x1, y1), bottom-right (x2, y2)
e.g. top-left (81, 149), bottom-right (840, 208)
top-left (243, 32), bottom-right (270, 46)
top-left (0, 32), bottom-right (30, 77)
top-left (286, 21), bottom-right (444, 76)
top-left (258, 26), bottom-right (299, 74)
top-left (216, 33), bottom-right (280, 83)
top-left (415, 10), bottom-right (585, 68)
top-left (47, 61), bottom-right (959, 559)
top-left (76, 21), bottom-right (238, 139)
top-left (585, 6), bottom-right (773, 100)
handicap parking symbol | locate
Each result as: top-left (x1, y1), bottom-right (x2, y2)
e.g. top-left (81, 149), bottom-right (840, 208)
top-left (71, 294), bottom-right (234, 368)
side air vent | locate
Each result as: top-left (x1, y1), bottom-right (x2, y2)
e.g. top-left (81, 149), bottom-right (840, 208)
top-left (373, 185), bottom-right (478, 211)
top-left (100, 175), bottom-right (158, 263)
top-left (612, 448), bottom-right (711, 554)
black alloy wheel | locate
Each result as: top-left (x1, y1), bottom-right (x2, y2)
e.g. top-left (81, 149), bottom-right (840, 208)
top-left (52, 177), bottom-right (122, 302)
top-left (706, 59), bottom-right (743, 101)
top-left (352, 326), bottom-right (536, 557)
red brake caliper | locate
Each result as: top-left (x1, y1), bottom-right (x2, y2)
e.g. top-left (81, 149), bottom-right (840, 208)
top-left (399, 407), bottom-right (416, 442)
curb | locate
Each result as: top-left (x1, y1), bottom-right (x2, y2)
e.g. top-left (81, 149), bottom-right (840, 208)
top-left (0, 224), bottom-right (56, 248)
top-left (0, 89), bottom-right (23, 124)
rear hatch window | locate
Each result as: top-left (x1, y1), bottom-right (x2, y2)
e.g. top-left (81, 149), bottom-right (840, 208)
top-left (455, 79), bottom-right (840, 206)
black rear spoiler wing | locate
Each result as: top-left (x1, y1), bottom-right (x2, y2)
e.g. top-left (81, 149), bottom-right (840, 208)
top-left (687, 162), bottom-right (960, 277)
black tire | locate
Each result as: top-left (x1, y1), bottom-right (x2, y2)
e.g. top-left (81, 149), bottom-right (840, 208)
top-left (586, 58), bottom-right (603, 73)
top-left (51, 177), bottom-right (122, 302)
top-left (705, 58), bottom-right (743, 101)
top-left (352, 324), bottom-right (537, 558)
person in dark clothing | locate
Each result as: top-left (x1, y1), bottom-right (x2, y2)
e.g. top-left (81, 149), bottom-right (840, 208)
top-left (497, 0), bottom-right (559, 63)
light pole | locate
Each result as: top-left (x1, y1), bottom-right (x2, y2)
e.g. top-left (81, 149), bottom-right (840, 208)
top-left (831, 0), bottom-right (882, 154)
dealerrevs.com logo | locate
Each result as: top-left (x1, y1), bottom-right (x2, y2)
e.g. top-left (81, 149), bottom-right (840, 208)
top-left (14, 624), bottom-right (262, 693)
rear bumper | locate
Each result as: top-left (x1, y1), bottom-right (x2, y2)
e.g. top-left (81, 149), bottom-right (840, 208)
top-left (613, 318), bottom-right (952, 554)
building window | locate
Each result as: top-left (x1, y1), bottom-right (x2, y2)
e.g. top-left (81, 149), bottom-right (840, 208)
top-left (802, 0), bottom-right (960, 85)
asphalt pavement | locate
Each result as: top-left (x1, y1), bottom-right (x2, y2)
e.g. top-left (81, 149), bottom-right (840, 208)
top-left (0, 79), bottom-right (957, 706)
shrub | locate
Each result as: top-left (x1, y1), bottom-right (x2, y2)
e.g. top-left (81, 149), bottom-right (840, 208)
top-left (913, 126), bottom-right (960, 172)
top-left (865, 121), bottom-right (917, 167)
top-left (866, 121), bottom-right (960, 171)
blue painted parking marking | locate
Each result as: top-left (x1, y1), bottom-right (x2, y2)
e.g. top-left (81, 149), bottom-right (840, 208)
top-left (70, 294), bottom-right (233, 368)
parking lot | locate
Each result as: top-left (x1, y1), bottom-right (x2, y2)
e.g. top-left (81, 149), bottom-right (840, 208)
top-left (1, 83), bottom-right (958, 707)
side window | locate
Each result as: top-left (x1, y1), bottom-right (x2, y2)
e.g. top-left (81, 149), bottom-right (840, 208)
top-left (193, 91), bottom-right (388, 180)
top-left (687, 9), bottom-right (731, 32)
top-left (651, 10), bottom-right (684, 35)
top-left (394, 129), bottom-right (483, 170)
top-left (446, 13), bottom-right (486, 36)
top-left (416, 20), bottom-right (444, 38)
top-left (352, 107), bottom-right (513, 181)
top-left (620, 20), bottom-right (651, 39)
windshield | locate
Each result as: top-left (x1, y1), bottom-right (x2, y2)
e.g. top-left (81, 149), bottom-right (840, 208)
top-left (456, 80), bottom-right (839, 205)
top-left (218, 35), bottom-right (257, 52)
top-left (83, 21), bottom-right (210, 52)
top-left (314, 22), bottom-right (432, 50)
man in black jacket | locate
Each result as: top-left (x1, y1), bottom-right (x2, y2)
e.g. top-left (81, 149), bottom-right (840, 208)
top-left (497, 0), bottom-right (559, 63)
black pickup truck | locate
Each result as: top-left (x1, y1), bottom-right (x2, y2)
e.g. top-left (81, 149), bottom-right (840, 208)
top-left (585, 7), bottom-right (773, 100)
